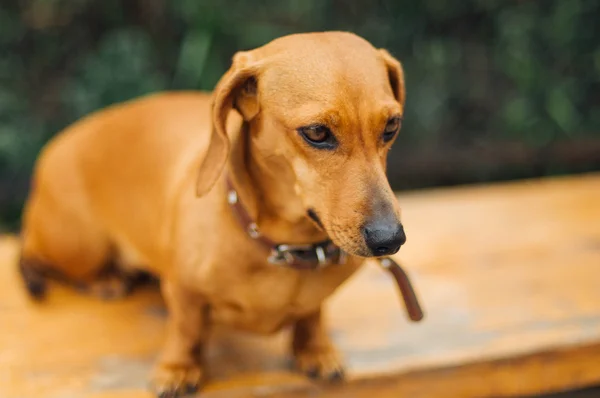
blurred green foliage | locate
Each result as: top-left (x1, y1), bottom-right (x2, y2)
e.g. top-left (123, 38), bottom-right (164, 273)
top-left (0, 0), bottom-right (599, 230)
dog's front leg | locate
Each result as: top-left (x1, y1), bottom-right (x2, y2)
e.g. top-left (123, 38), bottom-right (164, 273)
top-left (292, 308), bottom-right (345, 382)
top-left (152, 279), bottom-right (208, 397)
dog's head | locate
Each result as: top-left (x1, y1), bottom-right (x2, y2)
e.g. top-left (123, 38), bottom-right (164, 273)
top-left (197, 32), bottom-right (406, 258)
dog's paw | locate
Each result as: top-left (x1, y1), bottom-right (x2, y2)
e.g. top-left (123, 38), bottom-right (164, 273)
top-left (151, 363), bottom-right (204, 398)
top-left (295, 346), bottom-right (346, 382)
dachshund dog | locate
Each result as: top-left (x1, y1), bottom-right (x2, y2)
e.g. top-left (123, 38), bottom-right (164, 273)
top-left (19, 31), bottom-right (407, 397)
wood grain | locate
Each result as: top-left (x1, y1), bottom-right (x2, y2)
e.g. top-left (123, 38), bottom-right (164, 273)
top-left (1, 173), bottom-right (600, 398)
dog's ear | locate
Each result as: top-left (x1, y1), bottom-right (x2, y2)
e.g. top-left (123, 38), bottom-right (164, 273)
top-left (233, 75), bottom-right (260, 121)
top-left (378, 49), bottom-right (406, 108)
top-left (196, 52), bottom-right (261, 197)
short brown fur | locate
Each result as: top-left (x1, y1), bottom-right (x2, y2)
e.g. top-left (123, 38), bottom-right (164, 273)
top-left (19, 31), bottom-right (406, 397)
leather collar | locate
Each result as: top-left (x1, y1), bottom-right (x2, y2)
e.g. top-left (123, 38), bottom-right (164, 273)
top-left (226, 176), bottom-right (346, 269)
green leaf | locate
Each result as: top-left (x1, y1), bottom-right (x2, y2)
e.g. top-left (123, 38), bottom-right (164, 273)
top-left (172, 30), bottom-right (213, 88)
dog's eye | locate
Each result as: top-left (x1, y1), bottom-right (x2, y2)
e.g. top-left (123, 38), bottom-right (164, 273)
top-left (297, 124), bottom-right (337, 150)
top-left (383, 116), bottom-right (401, 143)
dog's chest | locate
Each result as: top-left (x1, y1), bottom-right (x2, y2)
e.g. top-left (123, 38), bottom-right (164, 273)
top-left (207, 260), bottom-right (361, 334)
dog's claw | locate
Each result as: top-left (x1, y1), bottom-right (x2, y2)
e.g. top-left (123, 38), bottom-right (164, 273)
top-left (295, 347), bottom-right (346, 383)
top-left (154, 383), bottom-right (199, 398)
top-left (305, 366), bottom-right (320, 379)
top-left (151, 363), bottom-right (203, 398)
top-left (327, 368), bottom-right (345, 382)
top-left (184, 383), bottom-right (199, 394)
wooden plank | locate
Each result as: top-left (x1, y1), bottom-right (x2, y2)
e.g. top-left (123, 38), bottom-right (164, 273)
top-left (1, 173), bottom-right (600, 398)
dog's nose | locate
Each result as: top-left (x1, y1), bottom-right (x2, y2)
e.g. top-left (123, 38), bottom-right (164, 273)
top-left (362, 221), bottom-right (406, 256)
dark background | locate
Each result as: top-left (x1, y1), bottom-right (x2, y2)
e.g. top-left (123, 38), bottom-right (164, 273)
top-left (1, 0), bottom-right (599, 232)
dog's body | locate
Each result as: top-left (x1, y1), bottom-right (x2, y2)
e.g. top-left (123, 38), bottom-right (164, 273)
top-left (19, 32), bottom-right (406, 396)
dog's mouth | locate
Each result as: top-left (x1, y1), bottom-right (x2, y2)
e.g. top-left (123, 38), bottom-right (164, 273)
top-left (306, 208), bottom-right (324, 230)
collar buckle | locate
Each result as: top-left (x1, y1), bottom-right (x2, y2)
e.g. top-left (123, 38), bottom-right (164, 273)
top-left (267, 242), bottom-right (343, 269)
top-left (268, 243), bottom-right (311, 265)
top-left (267, 251), bottom-right (293, 265)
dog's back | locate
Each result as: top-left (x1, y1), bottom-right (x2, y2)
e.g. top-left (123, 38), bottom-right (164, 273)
top-left (19, 91), bottom-right (213, 297)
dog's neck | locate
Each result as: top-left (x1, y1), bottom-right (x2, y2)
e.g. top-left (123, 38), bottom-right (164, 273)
top-left (226, 122), bottom-right (328, 244)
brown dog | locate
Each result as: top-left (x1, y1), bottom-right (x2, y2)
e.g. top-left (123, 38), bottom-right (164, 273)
top-left (19, 31), bottom-right (407, 397)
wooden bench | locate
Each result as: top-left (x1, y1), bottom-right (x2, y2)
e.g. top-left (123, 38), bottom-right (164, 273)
top-left (2, 173), bottom-right (600, 398)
